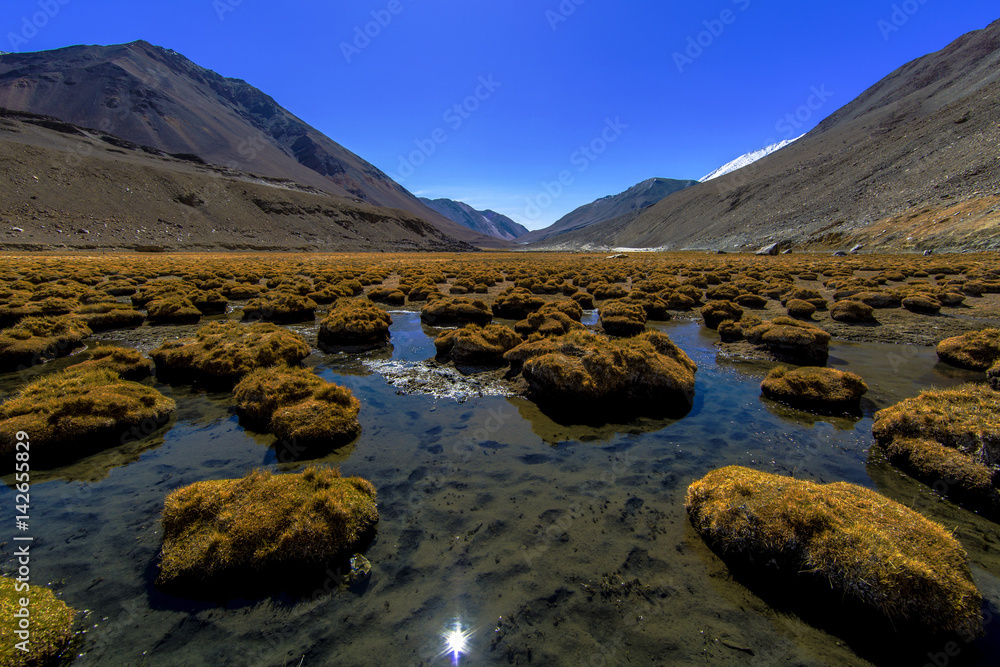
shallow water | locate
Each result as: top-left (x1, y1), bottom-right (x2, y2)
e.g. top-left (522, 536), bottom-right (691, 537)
top-left (2, 314), bottom-right (998, 666)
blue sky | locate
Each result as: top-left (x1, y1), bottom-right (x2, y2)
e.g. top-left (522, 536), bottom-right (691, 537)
top-left (4, 1), bottom-right (998, 229)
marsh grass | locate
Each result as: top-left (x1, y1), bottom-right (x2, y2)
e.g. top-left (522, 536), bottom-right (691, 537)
top-left (157, 467), bottom-right (378, 594)
top-left (872, 384), bottom-right (1000, 516)
top-left (0, 368), bottom-right (175, 471)
top-left (0, 577), bottom-right (77, 666)
top-left (0, 316), bottom-right (92, 371)
top-left (761, 366), bottom-right (868, 415)
top-left (318, 299), bottom-right (392, 347)
top-left (937, 328), bottom-right (1000, 372)
top-left (686, 466), bottom-right (983, 638)
top-left (234, 366), bottom-right (361, 449)
top-left (150, 321), bottom-right (311, 385)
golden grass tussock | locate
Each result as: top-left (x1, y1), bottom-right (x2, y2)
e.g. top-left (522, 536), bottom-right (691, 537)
top-left (491, 286), bottom-right (545, 319)
top-left (505, 330), bottom-right (696, 412)
top-left (72, 302), bottom-right (146, 331)
top-left (318, 298), bottom-right (392, 347)
top-left (761, 366), bottom-right (867, 414)
top-left (158, 467), bottom-right (377, 591)
top-left (745, 317), bottom-right (831, 365)
top-left (420, 297), bottom-right (493, 326)
top-left (872, 384), bottom-right (1000, 516)
top-left (830, 299), bottom-right (876, 324)
top-left (434, 324), bottom-right (523, 365)
top-left (598, 299), bottom-right (647, 337)
top-left (0, 576), bottom-right (76, 666)
top-left (145, 296), bottom-right (202, 324)
top-left (242, 293), bottom-right (318, 323)
top-left (937, 328), bottom-right (1000, 372)
top-left (989, 361), bottom-right (1000, 391)
top-left (0, 368), bottom-right (175, 471)
top-left (686, 466), bottom-right (983, 637)
top-left (700, 300), bottom-right (743, 330)
top-left (0, 316), bottom-right (92, 371)
top-left (233, 367), bottom-right (360, 446)
top-left (68, 346), bottom-right (153, 380)
top-left (150, 321), bottom-right (311, 385)
top-left (901, 294), bottom-right (942, 315)
top-left (785, 298), bottom-right (817, 319)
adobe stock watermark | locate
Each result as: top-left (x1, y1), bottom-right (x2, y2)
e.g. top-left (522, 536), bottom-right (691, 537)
top-left (393, 75), bottom-right (502, 182)
top-left (877, 0), bottom-right (930, 41)
top-left (340, 0), bottom-right (404, 64)
top-left (7, 0), bottom-right (72, 52)
top-left (521, 117), bottom-right (628, 222)
top-left (213, 0), bottom-right (243, 22)
top-left (673, 0), bottom-right (752, 74)
top-left (546, 0), bottom-right (587, 31)
top-left (710, 84), bottom-right (832, 195)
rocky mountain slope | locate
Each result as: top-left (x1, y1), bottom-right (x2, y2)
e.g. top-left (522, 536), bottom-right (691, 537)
top-left (418, 197), bottom-right (528, 240)
top-left (533, 19), bottom-right (1000, 253)
top-left (0, 41), bottom-right (497, 246)
top-left (0, 110), bottom-right (474, 252)
top-left (518, 177), bottom-right (698, 245)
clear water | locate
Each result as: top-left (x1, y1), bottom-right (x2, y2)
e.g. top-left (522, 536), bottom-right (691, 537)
top-left (2, 314), bottom-right (998, 666)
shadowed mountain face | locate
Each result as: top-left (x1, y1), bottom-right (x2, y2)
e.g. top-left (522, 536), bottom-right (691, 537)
top-left (418, 198), bottom-right (528, 240)
top-left (533, 19), bottom-right (1000, 253)
top-left (0, 40), bottom-right (498, 246)
top-left (0, 110), bottom-right (475, 252)
top-left (518, 177), bottom-right (698, 245)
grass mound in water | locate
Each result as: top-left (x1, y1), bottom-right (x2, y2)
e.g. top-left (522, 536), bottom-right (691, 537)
top-left (0, 316), bottom-right (92, 371)
top-left (505, 330), bottom-right (696, 415)
top-left (761, 366), bottom-right (868, 415)
top-left (242, 293), bottom-right (318, 323)
top-left (745, 317), bottom-right (831, 365)
top-left (435, 324), bottom-right (522, 365)
top-left (0, 576), bottom-right (77, 666)
top-left (157, 467), bottom-right (378, 592)
top-left (830, 300), bottom-right (877, 324)
top-left (598, 299), bottom-right (647, 337)
top-left (150, 321), bottom-right (311, 385)
top-left (317, 298), bottom-right (392, 347)
top-left (68, 346), bottom-right (153, 380)
top-left (871, 384), bottom-right (1000, 517)
top-left (233, 366), bottom-right (360, 447)
top-left (0, 368), bottom-right (175, 471)
top-left (937, 328), bottom-right (1000, 372)
top-left (686, 466), bottom-right (983, 638)
top-left (420, 296), bottom-right (493, 326)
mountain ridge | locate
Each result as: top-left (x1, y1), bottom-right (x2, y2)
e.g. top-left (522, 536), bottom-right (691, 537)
top-left (532, 19), bottom-right (1000, 253)
top-left (0, 40), bottom-right (501, 247)
top-left (418, 198), bottom-right (528, 240)
top-left (518, 177), bottom-right (698, 245)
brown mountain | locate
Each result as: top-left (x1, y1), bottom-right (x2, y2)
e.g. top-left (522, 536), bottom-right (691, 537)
top-left (0, 40), bottom-right (499, 246)
top-left (0, 109), bottom-right (474, 252)
top-left (534, 19), bottom-right (1000, 253)
top-left (518, 177), bottom-right (698, 245)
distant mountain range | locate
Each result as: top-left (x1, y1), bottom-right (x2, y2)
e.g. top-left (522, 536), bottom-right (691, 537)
top-left (419, 198), bottom-right (528, 240)
top-left (517, 177), bottom-right (698, 245)
top-left (0, 40), bottom-right (500, 248)
top-left (532, 19), bottom-right (1000, 253)
top-left (699, 137), bottom-right (802, 182)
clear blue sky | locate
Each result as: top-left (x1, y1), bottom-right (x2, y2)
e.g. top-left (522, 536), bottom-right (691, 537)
top-left (3, 1), bottom-right (998, 229)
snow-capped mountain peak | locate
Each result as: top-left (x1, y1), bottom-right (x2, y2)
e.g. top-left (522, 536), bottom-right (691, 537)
top-left (700, 136), bottom-right (803, 182)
